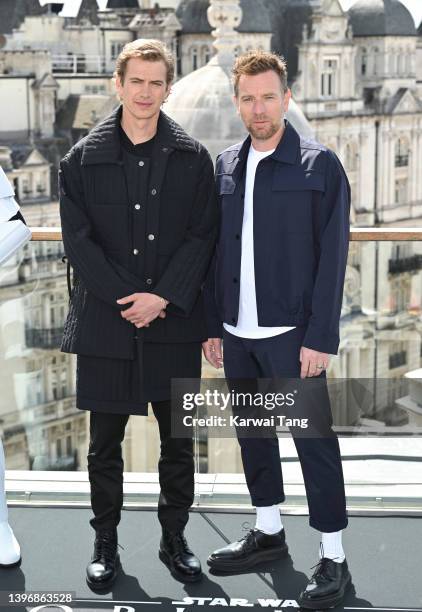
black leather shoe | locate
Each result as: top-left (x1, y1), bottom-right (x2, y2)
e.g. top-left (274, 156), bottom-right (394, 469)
top-left (207, 528), bottom-right (288, 573)
top-left (298, 557), bottom-right (351, 609)
top-left (159, 530), bottom-right (202, 583)
top-left (86, 528), bottom-right (121, 591)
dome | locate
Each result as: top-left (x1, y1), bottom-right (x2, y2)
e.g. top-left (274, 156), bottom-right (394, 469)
top-left (176, 0), bottom-right (272, 34)
top-left (165, 60), bottom-right (314, 161)
top-left (348, 0), bottom-right (416, 37)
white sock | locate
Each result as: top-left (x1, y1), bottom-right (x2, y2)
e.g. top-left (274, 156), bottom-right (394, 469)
top-left (320, 530), bottom-right (345, 563)
top-left (255, 505), bottom-right (283, 535)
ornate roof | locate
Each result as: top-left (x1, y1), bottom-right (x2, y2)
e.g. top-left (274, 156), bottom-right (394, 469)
top-left (176, 0), bottom-right (271, 34)
top-left (348, 0), bottom-right (416, 37)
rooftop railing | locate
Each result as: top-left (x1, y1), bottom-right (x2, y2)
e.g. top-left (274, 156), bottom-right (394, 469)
top-left (2, 227), bottom-right (422, 514)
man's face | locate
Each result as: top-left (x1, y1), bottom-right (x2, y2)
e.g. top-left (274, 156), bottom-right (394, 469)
top-left (235, 70), bottom-right (291, 141)
top-left (115, 57), bottom-right (171, 121)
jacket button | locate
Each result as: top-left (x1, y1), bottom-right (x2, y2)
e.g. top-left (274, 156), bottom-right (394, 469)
top-left (241, 193), bottom-right (245, 199)
top-left (148, 234), bottom-right (155, 241)
top-left (133, 248), bottom-right (139, 255)
top-left (233, 277), bottom-right (238, 283)
top-left (134, 203), bottom-right (141, 210)
top-left (138, 161), bottom-right (145, 167)
top-left (146, 278), bottom-right (152, 285)
top-left (231, 317), bottom-right (236, 323)
top-left (162, 147), bottom-right (169, 153)
top-left (235, 234), bottom-right (240, 240)
top-left (151, 188), bottom-right (157, 196)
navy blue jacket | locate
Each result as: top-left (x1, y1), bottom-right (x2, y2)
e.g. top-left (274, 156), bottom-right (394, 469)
top-left (204, 119), bottom-right (351, 355)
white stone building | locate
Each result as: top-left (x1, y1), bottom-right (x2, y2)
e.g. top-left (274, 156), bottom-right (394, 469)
top-left (1, 0), bottom-right (422, 473)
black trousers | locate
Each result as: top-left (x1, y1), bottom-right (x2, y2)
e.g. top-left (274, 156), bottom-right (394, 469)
top-left (88, 400), bottom-right (194, 533)
top-left (223, 326), bottom-right (348, 533)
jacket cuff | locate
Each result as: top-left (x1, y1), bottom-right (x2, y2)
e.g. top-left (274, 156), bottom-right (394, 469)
top-left (152, 283), bottom-right (189, 316)
top-left (302, 325), bottom-right (339, 355)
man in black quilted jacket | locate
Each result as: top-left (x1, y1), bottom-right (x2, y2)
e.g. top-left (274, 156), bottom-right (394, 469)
top-left (59, 39), bottom-right (218, 589)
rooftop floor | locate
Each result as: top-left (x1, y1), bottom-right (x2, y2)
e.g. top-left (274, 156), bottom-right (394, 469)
top-left (1, 506), bottom-right (420, 612)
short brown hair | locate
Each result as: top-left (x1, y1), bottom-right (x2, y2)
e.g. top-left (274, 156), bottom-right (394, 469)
top-left (114, 39), bottom-right (175, 85)
top-left (232, 50), bottom-right (288, 97)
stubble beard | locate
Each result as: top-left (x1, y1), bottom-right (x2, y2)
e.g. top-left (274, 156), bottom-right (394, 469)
top-left (247, 117), bottom-right (283, 141)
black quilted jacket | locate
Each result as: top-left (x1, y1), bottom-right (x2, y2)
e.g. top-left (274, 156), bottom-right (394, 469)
top-left (59, 106), bottom-right (218, 359)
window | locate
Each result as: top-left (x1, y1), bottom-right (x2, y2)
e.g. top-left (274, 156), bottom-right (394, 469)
top-left (110, 41), bottom-right (124, 61)
top-left (202, 46), bottom-right (211, 65)
top-left (395, 138), bottom-right (409, 167)
top-left (22, 177), bottom-right (32, 197)
top-left (372, 47), bottom-right (379, 75)
top-left (389, 341), bottom-right (407, 369)
top-left (50, 361), bottom-right (68, 401)
top-left (191, 47), bottom-right (198, 71)
top-left (394, 178), bottom-right (408, 205)
top-left (321, 59), bottom-right (337, 97)
top-left (361, 48), bottom-right (367, 75)
top-left (390, 275), bottom-right (411, 313)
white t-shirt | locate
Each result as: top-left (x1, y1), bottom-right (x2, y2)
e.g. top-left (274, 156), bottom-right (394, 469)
top-left (224, 145), bottom-right (296, 339)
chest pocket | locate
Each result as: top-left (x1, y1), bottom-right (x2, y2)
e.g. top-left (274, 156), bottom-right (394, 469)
top-left (272, 168), bottom-right (325, 233)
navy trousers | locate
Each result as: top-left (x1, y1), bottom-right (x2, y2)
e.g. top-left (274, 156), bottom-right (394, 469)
top-left (223, 326), bottom-right (348, 532)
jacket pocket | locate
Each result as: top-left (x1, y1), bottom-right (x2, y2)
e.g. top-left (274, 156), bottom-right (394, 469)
top-left (272, 169), bottom-right (325, 192)
top-left (271, 169), bottom-right (325, 233)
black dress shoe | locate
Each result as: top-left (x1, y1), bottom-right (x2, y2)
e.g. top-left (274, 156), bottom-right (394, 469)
top-left (298, 557), bottom-right (351, 609)
top-left (159, 530), bottom-right (202, 583)
top-left (86, 528), bottom-right (121, 591)
top-left (207, 528), bottom-right (288, 573)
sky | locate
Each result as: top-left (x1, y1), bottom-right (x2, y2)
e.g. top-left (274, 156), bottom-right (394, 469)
top-left (49, 0), bottom-right (422, 28)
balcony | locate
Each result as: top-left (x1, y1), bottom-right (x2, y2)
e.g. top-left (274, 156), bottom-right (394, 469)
top-left (388, 253), bottom-right (422, 274)
top-left (51, 53), bottom-right (110, 75)
top-left (1, 227), bottom-right (422, 611)
top-left (25, 327), bottom-right (64, 349)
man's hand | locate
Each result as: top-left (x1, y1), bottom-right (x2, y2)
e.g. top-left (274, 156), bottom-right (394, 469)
top-left (117, 293), bottom-right (168, 328)
top-left (299, 346), bottom-right (329, 379)
top-left (202, 338), bottom-right (223, 369)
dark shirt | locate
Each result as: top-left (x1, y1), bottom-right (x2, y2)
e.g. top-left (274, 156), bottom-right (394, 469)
top-left (119, 124), bottom-right (155, 158)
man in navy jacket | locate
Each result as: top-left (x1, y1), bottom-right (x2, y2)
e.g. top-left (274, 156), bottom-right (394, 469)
top-left (203, 51), bottom-right (351, 609)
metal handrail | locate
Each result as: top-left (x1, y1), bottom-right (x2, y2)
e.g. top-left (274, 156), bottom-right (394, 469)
top-left (29, 227), bottom-right (422, 242)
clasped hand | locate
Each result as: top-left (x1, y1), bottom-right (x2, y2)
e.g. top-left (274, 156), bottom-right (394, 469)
top-left (116, 293), bottom-right (167, 328)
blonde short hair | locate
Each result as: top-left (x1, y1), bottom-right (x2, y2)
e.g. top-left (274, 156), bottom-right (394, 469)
top-left (232, 50), bottom-right (288, 97)
top-left (114, 38), bottom-right (175, 85)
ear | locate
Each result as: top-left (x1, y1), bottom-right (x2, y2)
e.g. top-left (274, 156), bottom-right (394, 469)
top-left (283, 88), bottom-right (291, 112)
top-left (232, 94), bottom-right (240, 115)
top-left (165, 83), bottom-right (172, 101)
top-left (115, 74), bottom-right (123, 96)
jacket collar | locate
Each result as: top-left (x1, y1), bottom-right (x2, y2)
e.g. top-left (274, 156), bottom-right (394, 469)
top-left (81, 105), bottom-right (197, 165)
top-left (229, 118), bottom-right (300, 169)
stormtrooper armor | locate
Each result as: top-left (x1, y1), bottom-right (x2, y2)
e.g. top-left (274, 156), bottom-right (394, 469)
top-left (0, 165), bottom-right (31, 567)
